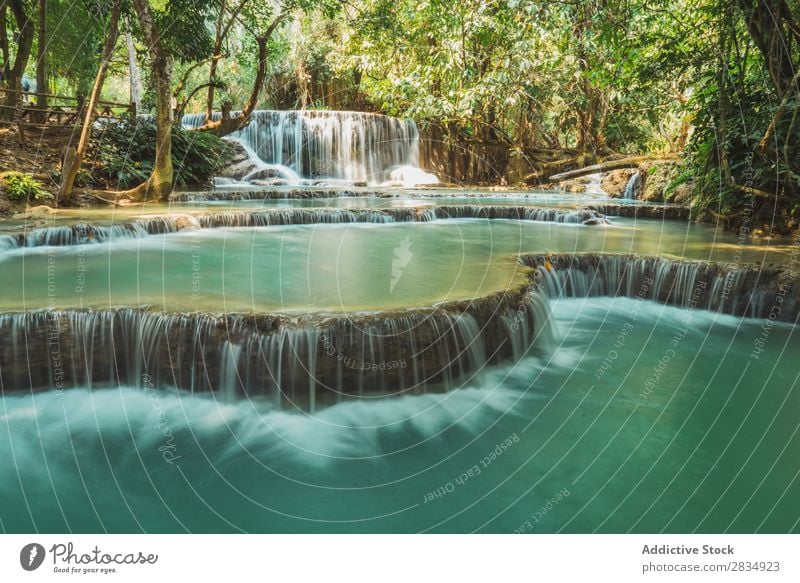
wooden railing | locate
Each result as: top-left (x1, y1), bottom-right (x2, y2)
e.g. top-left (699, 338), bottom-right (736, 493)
top-left (0, 88), bottom-right (134, 130)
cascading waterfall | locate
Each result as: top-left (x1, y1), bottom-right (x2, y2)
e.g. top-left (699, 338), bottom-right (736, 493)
top-left (521, 253), bottom-right (800, 321)
top-left (196, 206), bottom-right (609, 228)
top-left (219, 341), bottom-right (243, 403)
top-left (231, 138), bottom-right (303, 184)
top-left (183, 110), bottom-right (436, 186)
top-left (0, 215), bottom-right (200, 250)
top-left (0, 207), bottom-right (609, 253)
top-left (172, 188), bottom-right (380, 201)
top-left (0, 285), bottom-right (552, 409)
top-left (584, 173), bottom-right (606, 195)
top-left (623, 172), bottom-right (642, 200)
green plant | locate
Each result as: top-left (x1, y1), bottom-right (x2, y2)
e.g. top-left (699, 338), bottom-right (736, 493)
top-left (89, 119), bottom-right (233, 189)
top-left (0, 171), bottom-right (50, 202)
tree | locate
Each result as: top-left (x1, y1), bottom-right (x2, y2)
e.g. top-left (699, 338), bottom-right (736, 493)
top-left (58, 0), bottom-right (122, 199)
top-left (125, 20), bottom-right (142, 116)
top-left (117, 0), bottom-right (174, 200)
top-left (0, 0), bottom-right (35, 122)
top-left (118, 0), bottom-right (215, 200)
top-left (191, 0), bottom-right (340, 136)
top-left (35, 0), bottom-right (47, 109)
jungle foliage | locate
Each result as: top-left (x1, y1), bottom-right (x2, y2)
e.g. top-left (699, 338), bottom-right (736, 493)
top-left (1, 0), bottom-right (799, 226)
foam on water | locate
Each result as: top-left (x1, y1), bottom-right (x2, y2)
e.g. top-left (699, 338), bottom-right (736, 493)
top-left (1, 295), bottom-right (799, 532)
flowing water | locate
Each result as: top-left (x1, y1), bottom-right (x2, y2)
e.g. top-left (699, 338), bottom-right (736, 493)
top-left (1, 298), bottom-right (797, 533)
top-left (0, 217), bottom-right (787, 312)
top-left (182, 111), bottom-right (429, 185)
top-left (623, 172), bottom-right (642, 200)
top-left (0, 182), bottom-right (798, 532)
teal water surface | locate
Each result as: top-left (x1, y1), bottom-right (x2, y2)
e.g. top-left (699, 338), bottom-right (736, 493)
top-left (0, 217), bottom-right (790, 313)
top-left (0, 298), bottom-right (797, 533)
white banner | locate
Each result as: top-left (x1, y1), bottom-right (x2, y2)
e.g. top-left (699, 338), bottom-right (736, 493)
top-left (0, 535), bottom-right (797, 582)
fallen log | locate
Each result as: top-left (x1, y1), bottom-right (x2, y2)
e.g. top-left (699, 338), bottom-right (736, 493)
top-left (548, 155), bottom-right (679, 182)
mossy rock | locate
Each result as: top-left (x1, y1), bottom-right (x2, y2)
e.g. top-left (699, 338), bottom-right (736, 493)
top-left (601, 169), bottom-right (637, 198)
top-left (640, 161), bottom-right (684, 202)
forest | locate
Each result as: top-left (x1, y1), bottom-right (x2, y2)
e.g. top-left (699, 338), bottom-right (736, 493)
top-left (1, 0), bottom-right (799, 232)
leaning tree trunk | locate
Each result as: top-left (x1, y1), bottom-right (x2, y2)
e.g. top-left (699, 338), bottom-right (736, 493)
top-left (196, 13), bottom-right (287, 137)
top-left (120, 0), bottom-right (174, 201)
top-left (58, 0), bottom-right (121, 199)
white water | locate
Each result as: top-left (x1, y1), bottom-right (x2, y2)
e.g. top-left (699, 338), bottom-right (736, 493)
top-left (2, 296), bottom-right (799, 533)
top-left (584, 173), bottom-right (606, 195)
top-left (382, 165), bottom-right (439, 187)
top-left (183, 110), bottom-right (438, 186)
top-left (623, 171), bottom-right (642, 199)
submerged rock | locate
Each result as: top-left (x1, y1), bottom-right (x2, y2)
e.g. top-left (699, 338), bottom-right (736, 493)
top-left (218, 140), bottom-right (261, 180)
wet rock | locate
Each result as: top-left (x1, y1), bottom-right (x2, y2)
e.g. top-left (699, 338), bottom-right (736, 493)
top-left (584, 203), bottom-right (690, 221)
top-left (0, 280), bottom-right (544, 409)
top-left (601, 169), bottom-right (637, 198)
top-left (218, 141), bottom-right (262, 180)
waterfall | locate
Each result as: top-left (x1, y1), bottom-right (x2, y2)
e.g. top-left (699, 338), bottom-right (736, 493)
top-left (172, 188), bottom-right (374, 202)
top-left (182, 110), bottom-right (436, 186)
top-left (521, 253), bottom-right (799, 321)
top-left (584, 173), bottom-right (606, 195)
top-left (0, 216), bottom-right (200, 251)
top-left (429, 206), bottom-right (607, 224)
top-left (0, 286), bottom-right (553, 409)
top-left (218, 341), bottom-right (242, 403)
top-left (0, 207), bottom-right (609, 254)
top-left (623, 172), bottom-right (642, 200)
top-left (195, 206), bottom-right (609, 228)
top-left (231, 138), bottom-right (302, 184)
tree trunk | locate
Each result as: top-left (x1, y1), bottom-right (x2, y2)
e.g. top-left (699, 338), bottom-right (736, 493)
top-left (58, 0), bottom-right (121, 200)
top-left (35, 0), bottom-right (47, 109)
top-left (0, 4), bottom-right (10, 71)
top-left (196, 13), bottom-right (287, 137)
top-left (548, 155), bottom-right (679, 181)
top-left (204, 0), bottom-right (251, 122)
top-left (125, 23), bottom-right (141, 116)
top-left (736, 0), bottom-right (798, 95)
top-left (1, 0), bottom-right (35, 122)
top-left (120, 0), bottom-right (174, 201)
top-left (205, 0), bottom-right (226, 121)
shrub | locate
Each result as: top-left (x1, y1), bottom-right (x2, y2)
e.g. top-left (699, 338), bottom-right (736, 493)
top-left (0, 171), bottom-right (52, 202)
top-left (89, 119), bottom-right (232, 189)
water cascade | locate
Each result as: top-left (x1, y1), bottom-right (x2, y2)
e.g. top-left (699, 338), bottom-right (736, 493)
top-left (195, 206), bottom-right (609, 228)
top-left (521, 253), bottom-right (800, 321)
top-left (623, 171), bottom-right (642, 200)
top-left (584, 173), bottom-right (606, 195)
top-left (0, 207), bottom-right (608, 252)
top-left (183, 110), bottom-right (437, 186)
top-left (0, 285), bottom-right (551, 410)
top-left (0, 215), bottom-right (200, 250)
top-left (229, 138), bottom-right (303, 184)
